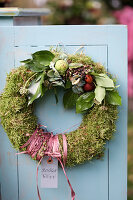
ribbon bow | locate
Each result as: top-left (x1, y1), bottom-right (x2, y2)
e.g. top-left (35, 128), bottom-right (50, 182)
top-left (17, 126), bottom-right (75, 200)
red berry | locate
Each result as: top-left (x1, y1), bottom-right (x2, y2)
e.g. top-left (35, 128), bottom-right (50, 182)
top-left (83, 83), bottom-right (95, 92)
top-left (85, 74), bottom-right (93, 83)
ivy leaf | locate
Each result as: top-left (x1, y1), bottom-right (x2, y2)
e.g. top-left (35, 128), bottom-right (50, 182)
top-left (105, 90), bottom-right (122, 105)
top-left (63, 90), bottom-right (79, 109)
top-left (95, 86), bottom-right (105, 104)
top-left (76, 92), bottom-right (95, 113)
top-left (32, 50), bottom-right (55, 66)
top-left (95, 74), bottom-right (114, 88)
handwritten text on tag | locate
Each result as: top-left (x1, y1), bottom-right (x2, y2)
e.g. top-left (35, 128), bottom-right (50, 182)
top-left (41, 156), bottom-right (58, 188)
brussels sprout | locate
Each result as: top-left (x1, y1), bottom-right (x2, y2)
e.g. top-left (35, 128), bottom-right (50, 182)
top-left (55, 60), bottom-right (68, 75)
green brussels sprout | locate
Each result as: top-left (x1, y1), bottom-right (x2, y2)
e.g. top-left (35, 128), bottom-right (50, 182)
top-left (55, 60), bottom-right (68, 75)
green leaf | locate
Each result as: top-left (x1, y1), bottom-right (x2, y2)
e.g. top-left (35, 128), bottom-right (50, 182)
top-left (47, 69), bottom-right (55, 77)
top-left (95, 74), bottom-right (114, 88)
top-left (106, 87), bottom-right (114, 91)
top-left (28, 72), bottom-right (46, 104)
top-left (76, 92), bottom-right (95, 113)
top-left (35, 71), bottom-right (46, 82)
top-left (95, 86), bottom-right (105, 104)
top-left (40, 72), bottom-right (46, 97)
top-left (90, 72), bottom-right (99, 76)
top-left (32, 50), bottom-right (55, 66)
top-left (105, 85), bottom-right (120, 91)
top-left (115, 85), bottom-right (120, 88)
top-left (21, 59), bottom-right (32, 64)
top-left (49, 78), bottom-right (56, 82)
top-left (54, 70), bottom-right (60, 78)
top-left (47, 70), bottom-right (61, 81)
top-left (63, 90), bottom-right (79, 109)
top-left (65, 80), bottom-right (72, 89)
top-left (35, 73), bottom-right (44, 82)
top-left (105, 90), bottom-right (122, 105)
top-left (72, 85), bottom-right (84, 94)
top-left (49, 77), bottom-right (60, 82)
top-left (40, 86), bottom-right (47, 97)
top-left (54, 88), bottom-right (58, 104)
top-left (25, 61), bottom-right (44, 72)
top-left (32, 61), bottom-right (49, 70)
top-left (52, 81), bottom-right (64, 87)
top-left (69, 63), bottom-right (83, 69)
top-left (28, 83), bottom-right (41, 105)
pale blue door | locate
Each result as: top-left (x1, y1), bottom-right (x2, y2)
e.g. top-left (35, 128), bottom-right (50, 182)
top-left (0, 25), bottom-right (127, 200)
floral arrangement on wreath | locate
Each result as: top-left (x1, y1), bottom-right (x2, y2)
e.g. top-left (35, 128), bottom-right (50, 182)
top-left (0, 48), bottom-right (121, 199)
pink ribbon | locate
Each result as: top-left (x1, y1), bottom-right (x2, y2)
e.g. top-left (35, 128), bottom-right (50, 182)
top-left (17, 126), bottom-right (75, 200)
top-left (62, 134), bottom-right (67, 166)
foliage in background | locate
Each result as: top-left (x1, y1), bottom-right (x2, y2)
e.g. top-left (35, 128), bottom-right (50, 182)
top-left (104, 0), bottom-right (133, 10)
top-left (46, 0), bottom-right (115, 25)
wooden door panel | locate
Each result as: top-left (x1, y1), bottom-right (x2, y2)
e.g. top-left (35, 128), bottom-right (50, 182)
top-left (14, 45), bottom-right (108, 200)
top-left (0, 27), bottom-right (18, 200)
top-left (0, 25), bottom-right (127, 200)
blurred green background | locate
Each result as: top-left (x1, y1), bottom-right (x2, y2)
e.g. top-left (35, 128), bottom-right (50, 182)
top-left (1, 0), bottom-right (132, 199)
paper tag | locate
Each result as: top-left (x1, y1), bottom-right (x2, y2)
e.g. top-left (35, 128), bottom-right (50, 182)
top-left (41, 156), bottom-right (58, 188)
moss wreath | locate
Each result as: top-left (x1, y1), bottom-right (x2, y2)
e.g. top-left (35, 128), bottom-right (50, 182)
top-left (0, 49), bottom-right (121, 167)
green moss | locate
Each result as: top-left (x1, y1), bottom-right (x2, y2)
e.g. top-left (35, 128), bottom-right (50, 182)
top-left (59, 105), bottom-right (118, 167)
top-left (0, 65), bottom-right (118, 167)
top-left (67, 53), bottom-right (106, 74)
top-left (0, 95), bottom-right (27, 116)
top-left (2, 66), bottom-right (34, 97)
top-left (68, 53), bottom-right (93, 65)
top-left (0, 66), bottom-right (37, 150)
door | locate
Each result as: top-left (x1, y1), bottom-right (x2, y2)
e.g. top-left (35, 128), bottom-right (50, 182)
top-left (0, 25), bottom-right (127, 200)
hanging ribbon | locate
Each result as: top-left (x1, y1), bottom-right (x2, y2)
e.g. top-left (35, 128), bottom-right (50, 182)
top-left (17, 126), bottom-right (75, 200)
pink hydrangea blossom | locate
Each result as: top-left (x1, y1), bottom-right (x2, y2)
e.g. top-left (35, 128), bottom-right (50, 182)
top-left (114, 6), bottom-right (133, 97)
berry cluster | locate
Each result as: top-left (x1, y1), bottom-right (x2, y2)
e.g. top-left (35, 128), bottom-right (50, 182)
top-left (83, 74), bottom-right (95, 92)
